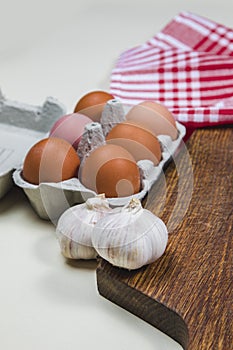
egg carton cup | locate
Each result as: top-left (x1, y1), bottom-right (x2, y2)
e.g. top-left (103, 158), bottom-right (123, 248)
top-left (13, 121), bottom-right (186, 222)
top-left (0, 88), bottom-right (66, 199)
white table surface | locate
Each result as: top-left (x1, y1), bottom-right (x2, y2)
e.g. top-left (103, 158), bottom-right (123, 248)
top-left (0, 1), bottom-right (232, 349)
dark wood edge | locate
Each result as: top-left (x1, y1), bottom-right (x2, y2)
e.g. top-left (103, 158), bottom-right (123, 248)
top-left (96, 259), bottom-right (189, 349)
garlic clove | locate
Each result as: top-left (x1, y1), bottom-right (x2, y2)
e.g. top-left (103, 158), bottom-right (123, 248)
top-left (92, 199), bottom-right (168, 269)
top-left (58, 229), bottom-right (97, 260)
top-left (56, 195), bottom-right (112, 260)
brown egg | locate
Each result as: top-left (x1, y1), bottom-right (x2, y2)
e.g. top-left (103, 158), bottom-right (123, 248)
top-left (22, 137), bottom-right (80, 185)
top-left (80, 144), bottom-right (140, 197)
top-left (74, 90), bottom-right (115, 122)
top-left (126, 101), bottom-right (178, 140)
top-left (106, 122), bottom-right (162, 165)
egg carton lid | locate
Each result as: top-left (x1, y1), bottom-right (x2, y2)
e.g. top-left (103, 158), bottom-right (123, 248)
top-left (0, 90), bottom-right (66, 199)
top-left (13, 121), bottom-right (186, 222)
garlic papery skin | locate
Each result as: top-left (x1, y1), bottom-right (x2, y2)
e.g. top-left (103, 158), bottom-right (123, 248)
top-left (56, 195), bottom-right (112, 260)
top-left (92, 199), bottom-right (168, 270)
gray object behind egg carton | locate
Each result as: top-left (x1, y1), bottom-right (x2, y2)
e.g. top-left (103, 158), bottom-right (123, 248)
top-left (0, 88), bottom-right (65, 132)
top-left (0, 88), bottom-right (66, 199)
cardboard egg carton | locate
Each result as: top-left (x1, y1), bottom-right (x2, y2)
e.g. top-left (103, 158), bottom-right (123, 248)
top-left (13, 100), bottom-right (186, 222)
top-left (0, 89), bottom-right (66, 199)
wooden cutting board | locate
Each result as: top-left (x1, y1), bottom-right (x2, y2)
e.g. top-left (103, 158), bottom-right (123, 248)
top-left (96, 127), bottom-right (233, 350)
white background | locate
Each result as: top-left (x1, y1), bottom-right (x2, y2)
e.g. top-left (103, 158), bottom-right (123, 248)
top-left (0, 1), bottom-right (232, 349)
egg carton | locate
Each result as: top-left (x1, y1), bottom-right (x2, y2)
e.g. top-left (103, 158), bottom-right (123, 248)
top-left (0, 88), bottom-right (66, 199)
top-left (13, 100), bottom-right (186, 222)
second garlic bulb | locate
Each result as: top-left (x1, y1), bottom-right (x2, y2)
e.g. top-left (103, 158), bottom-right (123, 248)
top-left (92, 199), bottom-right (168, 270)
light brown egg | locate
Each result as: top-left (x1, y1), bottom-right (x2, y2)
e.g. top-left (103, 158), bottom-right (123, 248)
top-left (106, 122), bottom-right (162, 165)
top-left (22, 137), bottom-right (80, 185)
top-left (79, 144), bottom-right (140, 197)
top-left (74, 90), bottom-right (115, 122)
top-left (126, 101), bottom-right (178, 140)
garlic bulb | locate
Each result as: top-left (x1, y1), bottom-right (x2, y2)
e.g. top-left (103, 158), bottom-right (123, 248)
top-left (92, 199), bottom-right (168, 269)
top-left (56, 195), bottom-right (112, 259)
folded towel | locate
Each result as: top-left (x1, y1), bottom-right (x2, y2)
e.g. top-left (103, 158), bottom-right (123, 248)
top-left (110, 12), bottom-right (233, 129)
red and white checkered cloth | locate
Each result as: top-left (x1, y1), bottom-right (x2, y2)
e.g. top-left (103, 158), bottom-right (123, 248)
top-left (110, 12), bottom-right (233, 129)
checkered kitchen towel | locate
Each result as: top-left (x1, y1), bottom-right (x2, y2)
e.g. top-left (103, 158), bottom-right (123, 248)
top-left (110, 12), bottom-right (233, 128)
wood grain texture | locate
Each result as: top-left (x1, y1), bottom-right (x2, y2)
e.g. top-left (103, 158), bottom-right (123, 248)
top-left (96, 127), bottom-right (233, 350)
